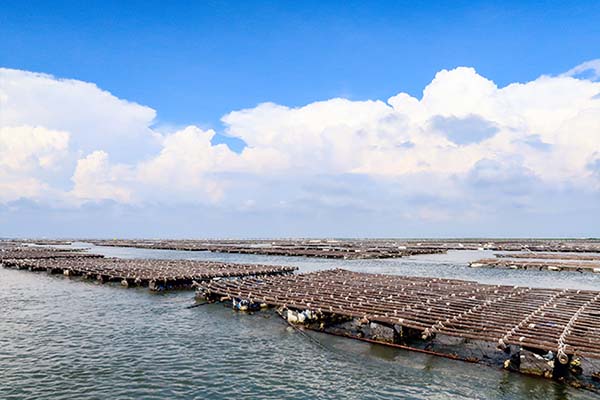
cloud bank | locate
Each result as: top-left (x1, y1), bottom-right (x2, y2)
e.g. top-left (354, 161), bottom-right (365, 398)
top-left (1, 62), bottom-right (600, 236)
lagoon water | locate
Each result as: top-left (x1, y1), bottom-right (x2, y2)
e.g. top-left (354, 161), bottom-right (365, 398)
top-left (1, 244), bottom-right (599, 399)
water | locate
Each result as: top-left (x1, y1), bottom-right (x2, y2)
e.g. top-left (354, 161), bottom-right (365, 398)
top-left (1, 245), bottom-right (599, 399)
top-left (82, 243), bottom-right (600, 290)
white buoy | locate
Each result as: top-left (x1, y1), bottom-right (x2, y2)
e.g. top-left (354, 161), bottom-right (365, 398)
top-left (287, 310), bottom-right (299, 323)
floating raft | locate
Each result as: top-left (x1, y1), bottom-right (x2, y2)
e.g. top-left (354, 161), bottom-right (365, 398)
top-left (192, 246), bottom-right (445, 259)
top-left (470, 258), bottom-right (600, 273)
top-left (495, 253), bottom-right (600, 261)
top-left (1, 257), bottom-right (297, 291)
top-left (0, 247), bottom-right (103, 260)
top-left (196, 269), bottom-right (600, 387)
top-left (90, 239), bottom-right (446, 259)
top-left (89, 238), bottom-right (600, 259)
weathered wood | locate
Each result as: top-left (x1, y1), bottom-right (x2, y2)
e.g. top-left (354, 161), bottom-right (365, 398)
top-left (470, 258), bottom-right (600, 273)
top-left (1, 257), bottom-right (297, 291)
top-left (89, 238), bottom-right (600, 257)
top-left (196, 269), bottom-right (600, 360)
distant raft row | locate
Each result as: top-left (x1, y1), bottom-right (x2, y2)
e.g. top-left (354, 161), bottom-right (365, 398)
top-left (89, 238), bottom-right (600, 256)
top-left (88, 239), bottom-right (447, 259)
top-left (470, 258), bottom-right (600, 273)
top-left (195, 268), bottom-right (600, 391)
top-left (181, 245), bottom-right (446, 259)
top-left (495, 253), bottom-right (600, 261)
top-left (0, 253), bottom-right (297, 291)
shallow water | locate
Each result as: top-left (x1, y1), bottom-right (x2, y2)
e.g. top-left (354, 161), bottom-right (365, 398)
top-left (1, 245), bottom-right (599, 399)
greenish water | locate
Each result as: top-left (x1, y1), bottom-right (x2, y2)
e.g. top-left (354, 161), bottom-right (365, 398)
top-left (1, 245), bottom-right (599, 399)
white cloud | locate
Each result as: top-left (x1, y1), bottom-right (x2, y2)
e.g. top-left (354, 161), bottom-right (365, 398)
top-left (0, 125), bottom-right (69, 202)
top-left (1, 64), bottom-right (600, 229)
top-left (0, 68), bottom-right (158, 162)
top-left (0, 125), bottom-right (69, 171)
top-left (71, 151), bottom-right (133, 203)
top-left (561, 59), bottom-right (600, 81)
top-left (222, 66), bottom-right (600, 186)
top-left (135, 126), bottom-right (235, 202)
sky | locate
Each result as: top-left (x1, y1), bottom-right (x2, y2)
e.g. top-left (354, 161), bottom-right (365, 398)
top-left (1, 1), bottom-right (600, 238)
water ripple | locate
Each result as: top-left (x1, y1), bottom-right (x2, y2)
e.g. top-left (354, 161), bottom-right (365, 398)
top-left (1, 249), bottom-right (599, 399)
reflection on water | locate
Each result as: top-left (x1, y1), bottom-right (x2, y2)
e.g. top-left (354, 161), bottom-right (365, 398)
top-left (0, 244), bottom-right (598, 399)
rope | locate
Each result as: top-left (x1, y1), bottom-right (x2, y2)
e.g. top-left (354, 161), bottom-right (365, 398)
top-left (498, 289), bottom-right (568, 349)
top-left (557, 293), bottom-right (600, 364)
top-left (186, 301), bottom-right (211, 309)
top-left (423, 287), bottom-right (530, 340)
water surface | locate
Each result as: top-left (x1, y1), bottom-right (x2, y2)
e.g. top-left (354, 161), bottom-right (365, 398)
top-left (1, 245), bottom-right (599, 399)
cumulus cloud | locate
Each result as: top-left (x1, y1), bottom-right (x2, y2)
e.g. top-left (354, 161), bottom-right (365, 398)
top-left (71, 151), bottom-right (133, 203)
top-left (222, 66), bottom-right (600, 187)
top-left (135, 126), bottom-right (238, 203)
top-left (0, 125), bottom-right (69, 202)
top-left (562, 59), bottom-right (600, 81)
top-left (0, 68), bottom-right (159, 162)
top-left (1, 64), bottom-right (600, 233)
top-left (0, 125), bottom-right (69, 171)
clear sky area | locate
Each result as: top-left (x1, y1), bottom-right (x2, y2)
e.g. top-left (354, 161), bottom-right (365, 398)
top-left (1, 1), bottom-right (599, 237)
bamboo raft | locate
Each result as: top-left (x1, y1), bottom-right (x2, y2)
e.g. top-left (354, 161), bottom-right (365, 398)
top-left (1, 256), bottom-right (297, 291)
top-left (470, 258), bottom-right (600, 273)
top-left (409, 240), bottom-right (600, 252)
top-left (496, 253), bottom-right (600, 261)
top-left (88, 238), bottom-right (600, 259)
top-left (187, 245), bottom-right (444, 259)
top-left (89, 239), bottom-right (446, 259)
top-left (196, 269), bottom-right (600, 386)
top-left (0, 247), bottom-right (103, 260)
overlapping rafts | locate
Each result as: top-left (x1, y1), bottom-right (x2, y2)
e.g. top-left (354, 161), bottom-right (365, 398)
top-left (405, 239), bottom-right (600, 253)
top-left (196, 269), bottom-right (600, 385)
top-left (190, 245), bottom-right (443, 259)
top-left (496, 253), bottom-right (600, 261)
top-left (88, 238), bottom-right (600, 259)
top-left (1, 257), bottom-right (297, 291)
top-left (470, 258), bottom-right (600, 273)
top-left (12, 239), bottom-right (74, 246)
top-left (89, 239), bottom-right (446, 259)
top-left (0, 247), bottom-right (103, 260)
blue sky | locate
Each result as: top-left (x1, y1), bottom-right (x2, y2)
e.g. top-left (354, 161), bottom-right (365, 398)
top-left (1, 1), bottom-right (600, 237)
top-left (2, 1), bottom-right (599, 145)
